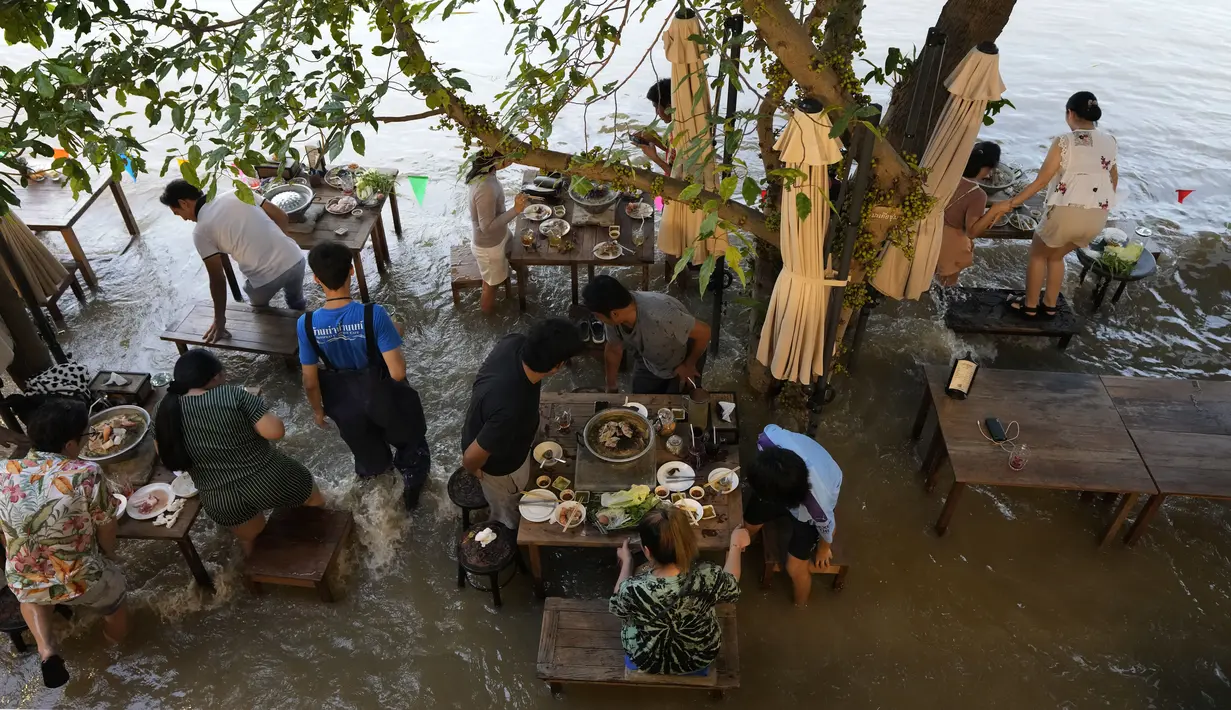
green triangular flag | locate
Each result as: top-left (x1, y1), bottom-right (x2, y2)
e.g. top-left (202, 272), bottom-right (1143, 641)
top-left (407, 175), bottom-right (428, 205)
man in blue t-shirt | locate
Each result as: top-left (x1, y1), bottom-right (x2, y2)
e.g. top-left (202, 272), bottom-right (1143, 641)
top-left (297, 242), bottom-right (430, 508)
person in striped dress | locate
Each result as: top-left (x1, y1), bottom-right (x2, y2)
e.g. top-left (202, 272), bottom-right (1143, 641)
top-left (154, 349), bottom-right (324, 555)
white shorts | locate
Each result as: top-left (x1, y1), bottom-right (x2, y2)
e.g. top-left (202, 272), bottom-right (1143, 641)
top-left (470, 237), bottom-right (509, 286)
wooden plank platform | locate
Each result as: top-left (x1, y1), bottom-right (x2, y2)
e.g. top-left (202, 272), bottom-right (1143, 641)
top-left (537, 597), bottom-right (739, 695)
top-left (161, 301), bottom-right (300, 358)
top-left (246, 507), bottom-right (353, 602)
top-left (450, 244), bottom-right (510, 307)
top-left (944, 287), bottom-right (1084, 349)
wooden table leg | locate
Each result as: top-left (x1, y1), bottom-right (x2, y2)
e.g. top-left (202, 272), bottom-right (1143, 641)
top-left (353, 251), bottom-right (370, 303)
top-left (1123, 493), bottom-right (1165, 546)
top-left (1099, 492), bottom-right (1139, 547)
top-left (220, 254), bottom-right (243, 302)
top-left (526, 544), bottom-right (545, 598)
top-left (934, 482), bottom-right (966, 536)
top-left (641, 265), bottom-right (649, 291)
top-left (109, 180), bottom-right (141, 248)
top-left (1111, 280), bottom-right (1130, 304)
top-left (587, 264), bottom-right (595, 281)
top-left (910, 386), bottom-right (932, 440)
top-left (517, 267), bottom-right (529, 312)
top-left (60, 227), bottom-right (98, 288)
top-left (570, 266), bottom-right (579, 305)
top-left (389, 190), bottom-right (403, 238)
top-left (372, 216), bottom-right (390, 278)
top-left (924, 442), bottom-right (949, 494)
top-left (175, 535), bottom-right (215, 590)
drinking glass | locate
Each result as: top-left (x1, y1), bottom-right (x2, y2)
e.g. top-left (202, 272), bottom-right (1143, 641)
top-left (1008, 443), bottom-right (1029, 471)
top-left (685, 388), bottom-right (710, 430)
top-left (556, 410), bottom-right (573, 433)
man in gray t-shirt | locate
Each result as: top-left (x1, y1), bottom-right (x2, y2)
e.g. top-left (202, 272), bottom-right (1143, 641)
top-left (583, 275), bottom-right (711, 394)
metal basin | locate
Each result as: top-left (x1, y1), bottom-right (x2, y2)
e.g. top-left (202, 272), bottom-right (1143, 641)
top-left (81, 405), bottom-right (151, 464)
top-left (569, 182), bottom-right (620, 214)
top-left (581, 407), bottom-right (655, 463)
top-left (264, 183), bottom-right (315, 222)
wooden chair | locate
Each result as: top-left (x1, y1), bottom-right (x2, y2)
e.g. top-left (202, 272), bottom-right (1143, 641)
top-left (450, 245), bottom-right (511, 308)
top-left (33, 260), bottom-right (86, 327)
top-left (760, 516), bottom-right (849, 592)
top-left (160, 301), bottom-right (300, 366)
top-left (537, 598), bottom-right (740, 698)
top-left (245, 507), bottom-right (353, 602)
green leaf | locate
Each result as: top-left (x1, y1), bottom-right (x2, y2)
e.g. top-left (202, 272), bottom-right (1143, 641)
top-left (699, 211), bottom-right (719, 236)
top-left (47, 64), bottom-right (86, 85)
top-left (677, 182), bottom-right (702, 201)
top-left (179, 160), bottom-right (198, 187)
top-left (741, 177), bottom-right (760, 206)
top-left (671, 246), bottom-right (696, 283)
top-left (697, 254), bottom-right (717, 295)
top-left (34, 69), bottom-right (53, 98)
top-left (796, 192), bottom-right (812, 222)
top-left (233, 180), bottom-right (254, 204)
top-left (719, 175), bottom-right (738, 201)
top-left (371, 46), bottom-right (391, 56)
top-left (446, 75), bottom-right (472, 92)
top-left (187, 144), bottom-right (201, 166)
top-left (351, 131), bottom-right (365, 155)
top-left (829, 110), bottom-right (852, 139)
top-left (570, 176), bottom-right (593, 196)
top-left (725, 245), bottom-right (746, 286)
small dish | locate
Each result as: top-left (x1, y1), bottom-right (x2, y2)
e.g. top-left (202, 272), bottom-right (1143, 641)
top-left (551, 475), bottom-right (571, 492)
top-left (519, 488), bottom-right (558, 523)
top-left (534, 441), bottom-right (564, 466)
top-left (688, 485), bottom-right (706, 500)
top-left (326, 196), bottom-right (359, 215)
top-left (1135, 226), bottom-right (1153, 238)
top-left (623, 401), bottom-right (649, 418)
top-left (112, 493), bottom-right (127, 519)
top-left (625, 202), bottom-right (654, 219)
top-left (674, 498), bottom-right (703, 525)
top-left (552, 500), bottom-right (587, 530)
top-left (560, 489), bottom-right (575, 502)
top-left (608, 226), bottom-right (621, 239)
top-left (701, 504), bottom-right (716, 520)
top-left (656, 461), bottom-right (696, 492)
top-left (334, 227), bottom-right (349, 236)
top-left (170, 473), bottom-right (198, 498)
top-left (523, 203), bottom-right (553, 221)
top-left (350, 208), bottom-right (363, 217)
top-left (654, 485), bottom-right (670, 500)
top-left (552, 205), bottom-right (567, 218)
top-left (535, 475), bottom-right (551, 488)
top-left (593, 241), bottom-right (621, 260)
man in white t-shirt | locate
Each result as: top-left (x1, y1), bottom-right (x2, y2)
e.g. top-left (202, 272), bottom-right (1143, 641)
top-left (161, 179), bottom-right (307, 342)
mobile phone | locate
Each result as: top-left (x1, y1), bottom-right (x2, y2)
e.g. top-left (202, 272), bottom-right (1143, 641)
top-left (984, 417), bottom-right (1006, 442)
top-left (594, 400), bottom-right (610, 414)
top-left (628, 132), bottom-right (647, 147)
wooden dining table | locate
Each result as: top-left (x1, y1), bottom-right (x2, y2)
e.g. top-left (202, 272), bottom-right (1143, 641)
top-left (517, 392), bottom-right (743, 597)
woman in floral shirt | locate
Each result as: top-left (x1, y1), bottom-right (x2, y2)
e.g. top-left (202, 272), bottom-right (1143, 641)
top-left (0, 399), bottom-right (129, 688)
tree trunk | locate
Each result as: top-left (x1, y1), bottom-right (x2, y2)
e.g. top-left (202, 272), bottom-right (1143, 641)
top-left (882, 0), bottom-right (1018, 152)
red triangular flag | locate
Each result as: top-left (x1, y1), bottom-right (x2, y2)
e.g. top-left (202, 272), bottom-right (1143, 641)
top-left (1176, 189), bottom-right (1194, 204)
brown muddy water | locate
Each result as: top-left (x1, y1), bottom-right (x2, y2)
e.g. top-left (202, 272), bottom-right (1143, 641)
top-left (2, 0), bottom-right (1231, 707)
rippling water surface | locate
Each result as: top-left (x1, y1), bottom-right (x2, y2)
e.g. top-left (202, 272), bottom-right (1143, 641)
top-left (1, 0), bottom-right (1230, 707)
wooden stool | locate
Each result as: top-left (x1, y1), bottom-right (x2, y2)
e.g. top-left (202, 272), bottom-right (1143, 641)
top-left (760, 516), bottom-right (849, 592)
top-left (161, 301), bottom-right (301, 367)
top-left (944, 287), bottom-right (1084, 350)
top-left (451, 245), bottom-right (511, 308)
top-left (1076, 247), bottom-right (1159, 312)
top-left (35, 260), bottom-right (87, 327)
top-left (0, 587), bottom-right (73, 653)
top-left (457, 520), bottom-right (524, 608)
top-left (537, 598), bottom-right (739, 697)
top-left (245, 507), bottom-right (353, 602)
top-left (447, 467), bottom-right (488, 528)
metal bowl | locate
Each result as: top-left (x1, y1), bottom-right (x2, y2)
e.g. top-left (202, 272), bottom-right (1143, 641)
top-left (263, 183), bottom-right (315, 222)
top-left (81, 405), bottom-right (151, 464)
top-left (569, 181), bottom-right (620, 214)
top-left (581, 407), bottom-right (656, 463)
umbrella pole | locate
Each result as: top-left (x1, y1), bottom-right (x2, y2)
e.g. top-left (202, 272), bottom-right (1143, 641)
top-left (899, 28), bottom-right (948, 159)
top-left (808, 111), bottom-right (879, 431)
top-left (709, 13), bottom-right (744, 355)
top-left (0, 228), bottom-right (67, 365)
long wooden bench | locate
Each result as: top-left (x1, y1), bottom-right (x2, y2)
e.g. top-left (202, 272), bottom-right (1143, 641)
top-left (537, 597), bottom-right (739, 697)
top-left (161, 301), bottom-right (300, 364)
top-left (945, 287), bottom-right (1084, 350)
top-left (760, 516), bottom-right (849, 592)
top-left (451, 245), bottom-right (511, 307)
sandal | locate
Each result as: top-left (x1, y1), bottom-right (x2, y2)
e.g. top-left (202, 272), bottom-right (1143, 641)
top-left (1006, 295), bottom-right (1039, 318)
top-left (41, 654), bottom-right (69, 688)
top-left (1039, 303), bottom-right (1059, 319)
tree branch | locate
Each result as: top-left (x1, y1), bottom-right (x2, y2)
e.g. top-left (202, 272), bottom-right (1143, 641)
top-left (374, 109), bottom-right (444, 123)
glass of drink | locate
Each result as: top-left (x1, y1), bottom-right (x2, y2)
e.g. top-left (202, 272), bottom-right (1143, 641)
top-left (556, 410), bottom-right (573, 433)
top-left (1008, 444), bottom-right (1029, 471)
top-left (520, 230), bottom-right (535, 249)
top-left (685, 387), bottom-right (710, 431)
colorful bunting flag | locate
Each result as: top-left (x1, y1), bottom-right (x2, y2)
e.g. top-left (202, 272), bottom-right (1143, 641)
top-left (654, 196), bottom-right (664, 212)
top-left (52, 148), bottom-right (69, 159)
top-left (121, 153), bottom-right (136, 181)
top-left (407, 175), bottom-right (428, 205)
top-left (1176, 189), bottom-right (1193, 204)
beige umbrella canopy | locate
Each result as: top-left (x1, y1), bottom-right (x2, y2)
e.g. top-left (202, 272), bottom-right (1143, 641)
top-left (659, 12), bottom-right (727, 266)
top-left (756, 106), bottom-right (845, 385)
top-left (871, 45), bottom-right (1006, 300)
top-left (0, 212), bottom-right (69, 303)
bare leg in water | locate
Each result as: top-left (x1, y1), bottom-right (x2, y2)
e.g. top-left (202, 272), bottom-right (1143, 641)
top-left (19, 603), bottom-right (58, 662)
top-left (1018, 236), bottom-right (1076, 313)
top-left (480, 281), bottom-right (498, 314)
top-left (231, 485), bottom-right (325, 556)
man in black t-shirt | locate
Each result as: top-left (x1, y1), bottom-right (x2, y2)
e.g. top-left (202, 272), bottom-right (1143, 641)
top-left (461, 319), bottom-right (584, 528)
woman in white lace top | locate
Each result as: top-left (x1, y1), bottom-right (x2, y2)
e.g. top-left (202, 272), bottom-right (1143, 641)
top-left (1003, 91), bottom-right (1119, 317)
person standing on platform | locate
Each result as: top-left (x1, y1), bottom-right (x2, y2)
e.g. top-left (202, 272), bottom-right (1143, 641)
top-left (467, 151), bottom-right (527, 314)
top-left (298, 242), bottom-right (430, 509)
top-left (582, 275), bottom-right (710, 395)
top-left (461, 319), bottom-right (584, 529)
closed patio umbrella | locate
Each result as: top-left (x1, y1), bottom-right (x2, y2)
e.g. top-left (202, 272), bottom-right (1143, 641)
top-left (871, 44), bottom-right (1006, 300)
top-left (756, 105), bottom-right (845, 385)
top-left (1, 212), bottom-right (68, 303)
top-left (659, 11), bottom-right (727, 266)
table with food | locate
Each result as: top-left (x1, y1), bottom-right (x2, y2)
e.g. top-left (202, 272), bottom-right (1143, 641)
top-left (516, 391), bottom-right (743, 597)
top-left (509, 173), bottom-right (657, 311)
top-left (980, 161), bottom-right (1146, 242)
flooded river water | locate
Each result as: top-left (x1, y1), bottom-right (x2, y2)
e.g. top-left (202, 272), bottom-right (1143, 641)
top-left (2, 0), bottom-right (1230, 707)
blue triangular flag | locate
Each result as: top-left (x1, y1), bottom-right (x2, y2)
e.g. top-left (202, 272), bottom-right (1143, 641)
top-left (121, 152), bottom-right (136, 181)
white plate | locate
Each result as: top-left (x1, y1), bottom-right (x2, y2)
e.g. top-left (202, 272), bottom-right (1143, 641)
top-left (657, 461), bottom-right (696, 492)
top-left (626, 202), bottom-right (654, 219)
top-left (127, 482), bottom-right (174, 520)
top-left (170, 473), bottom-right (198, 498)
top-left (674, 498), bottom-right (703, 525)
top-left (533, 441), bottom-right (564, 466)
top-left (1135, 226), bottom-right (1153, 238)
top-left (707, 468), bottom-right (739, 494)
top-left (523, 203), bottom-right (553, 221)
top-left (539, 218), bottom-right (571, 238)
top-left (112, 493), bottom-right (127, 519)
top-left (519, 488), bottom-right (559, 523)
top-left (623, 401), bottom-right (649, 417)
top-left (326, 196), bottom-right (358, 215)
top-left (593, 243), bottom-right (621, 260)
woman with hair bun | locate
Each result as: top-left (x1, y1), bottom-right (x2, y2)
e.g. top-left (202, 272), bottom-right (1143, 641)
top-left (154, 349), bottom-right (324, 554)
top-left (1003, 91), bottom-right (1119, 317)
top-left (608, 506), bottom-right (749, 675)
top-left (936, 141), bottom-right (1016, 285)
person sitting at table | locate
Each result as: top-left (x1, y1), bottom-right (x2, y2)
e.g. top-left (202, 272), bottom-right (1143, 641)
top-left (1001, 91), bottom-right (1118, 317)
top-left (742, 424), bottom-right (843, 607)
top-left (160, 179), bottom-right (307, 342)
top-left (155, 349), bottom-right (324, 555)
top-left (0, 399), bottom-right (128, 689)
top-left (582, 275), bottom-right (711, 394)
top-left (632, 78), bottom-right (675, 175)
top-left (936, 141), bottom-right (1016, 286)
top-left (298, 242), bottom-right (430, 510)
top-left (609, 507), bottom-right (749, 675)
top-left (461, 319), bottom-right (584, 529)
top-left (467, 151), bottom-right (527, 314)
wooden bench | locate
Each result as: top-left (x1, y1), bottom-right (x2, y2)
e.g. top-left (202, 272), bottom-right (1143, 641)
top-left (944, 287), bottom-right (1084, 350)
top-left (537, 597), bottom-right (739, 697)
top-left (161, 301), bottom-right (300, 364)
top-left (760, 516), bottom-right (848, 592)
top-left (451, 245), bottom-right (511, 307)
top-left (245, 507), bottom-right (353, 602)
top-left (35, 260), bottom-right (87, 327)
